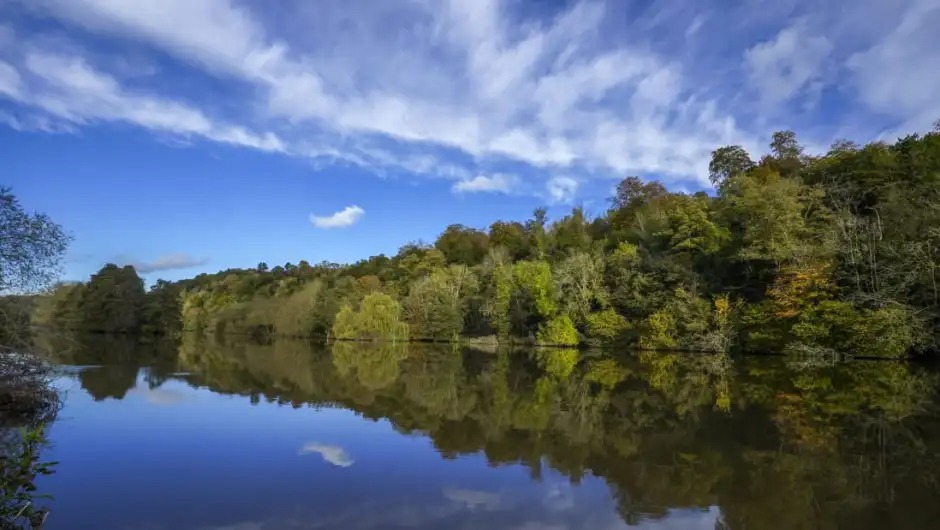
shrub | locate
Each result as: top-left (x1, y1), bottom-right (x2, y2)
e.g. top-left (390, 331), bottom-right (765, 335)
top-left (536, 315), bottom-right (579, 346)
top-left (1, 424), bottom-right (56, 529)
top-left (585, 309), bottom-right (630, 345)
top-left (850, 305), bottom-right (923, 358)
top-left (330, 293), bottom-right (409, 342)
top-left (639, 311), bottom-right (677, 350)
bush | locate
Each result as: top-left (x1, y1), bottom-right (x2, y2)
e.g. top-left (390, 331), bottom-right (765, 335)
top-left (1, 424), bottom-right (56, 529)
top-left (331, 304), bottom-right (358, 340)
top-left (0, 354), bottom-right (59, 425)
top-left (850, 306), bottom-right (923, 358)
top-left (585, 309), bottom-right (630, 345)
top-left (536, 315), bottom-right (579, 346)
top-left (330, 293), bottom-right (409, 342)
top-left (639, 311), bottom-right (677, 350)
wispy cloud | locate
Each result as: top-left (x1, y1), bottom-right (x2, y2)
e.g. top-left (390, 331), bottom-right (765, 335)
top-left (546, 176), bottom-right (579, 204)
top-left (0, 44), bottom-right (284, 151)
top-left (129, 253), bottom-right (207, 273)
top-left (744, 21), bottom-right (833, 107)
top-left (298, 442), bottom-right (354, 467)
top-left (310, 205), bottom-right (365, 229)
top-left (1, 0), bottom-right (938, 198)
top-left (452, 174), bottom-right (516, 194)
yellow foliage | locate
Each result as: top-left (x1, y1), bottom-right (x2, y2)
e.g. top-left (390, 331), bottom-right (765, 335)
top-left (767, 261), bottom-right (835, 319)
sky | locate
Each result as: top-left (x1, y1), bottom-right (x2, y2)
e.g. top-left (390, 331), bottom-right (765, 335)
top-left (2, 0), bottom-right (938, 284)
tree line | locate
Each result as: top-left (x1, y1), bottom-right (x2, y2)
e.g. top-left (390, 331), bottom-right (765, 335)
top-left (32, 126), bottom-right (940, 357)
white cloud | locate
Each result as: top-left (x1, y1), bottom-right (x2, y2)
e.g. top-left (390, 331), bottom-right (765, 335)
top-left (452, 174), bottom-right (516, 194)
top-left (846, 0), bottom-right (940, 134)
top-left (546, 176), bottom-right (578, 204)
top-left (0, 48), bottom-right (285, 152)
top-left (1, 0), bottom-right (938, 196)
top-left (744, 21), bottom-right (833, 106)
top-left (10, 0), bottom-right (754, 193)
top-left (0, 61), bottom-right (22, 98)
top-left (310, 205), bottom-right (365, 229)
top-left (130, 253), bottom-right (208, 273)
top-left (298, 442), bottom-right (354, 467)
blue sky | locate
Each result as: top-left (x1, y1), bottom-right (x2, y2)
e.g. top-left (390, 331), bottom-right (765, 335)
top-left (2, 0), bottom-right (938, 284)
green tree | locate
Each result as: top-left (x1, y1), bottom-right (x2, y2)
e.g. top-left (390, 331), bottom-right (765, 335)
top-left (721, 167), bottom-right (824, 266)
top-left (553, 251), bottom-right (608, 327)
top-left (405, 276), bottom-right (460, 340)
top-left (537, 315), bottom-right (579, 346)
top-left (511, 260), bottom-right (557, 336)
top-left (488, 221), bottom-right (531, 260)
top-left (79, 264), bottom-right (146, 333)
top-left (330, 292), bottom-right (409, 342)
top-left (709, 145), bottom-right (755, 187)
top-left (435, 224), bottom-right (489, 266)
top-left (482, 248), bottom-right (513, 339)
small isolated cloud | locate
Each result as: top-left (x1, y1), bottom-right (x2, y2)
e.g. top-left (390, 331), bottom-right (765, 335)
top-left (310, 205), bottom-right (365, 229)
top-left (546, 176), bottom-right (579, 204)
top-left (298, 442), bottom-right (355, 467)
top-left (452, 174), bottom-right (516, 194)
top-left (132, 253), bottom-right (207, 273)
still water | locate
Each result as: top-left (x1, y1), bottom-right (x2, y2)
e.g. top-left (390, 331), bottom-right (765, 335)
top-left (37, 334), bottom-right (940, 529)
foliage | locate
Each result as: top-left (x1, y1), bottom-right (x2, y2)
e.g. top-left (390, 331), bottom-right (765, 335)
top-left (553, 251), bottom-right (607, 327)
top-left (722, 167), bottom-right (822, 265)
top-left (537, 315), bottom-right (579, 346)
top-left (639, 310), bottom-right (678, 350)
top-left (698, 294), bottom-right (739, 353)
top-left (850, 305), bottom-right (924, 359)
top-left (512, 260), bottom-right (557, 322)
top-left (331, 292), bottom-right (409, 342)
top-left (435, 225), bottom-right (490, 266)
top-left (481, 248), bottom-right (513, 339)
top-left (405, 274), bottom-right (462, 341)
top-left (584, 309), bottom-right (630, 345)
top-left (0, 424), bottom-right (56, 529)
top-left (0, 188), bottom-right (70, 294)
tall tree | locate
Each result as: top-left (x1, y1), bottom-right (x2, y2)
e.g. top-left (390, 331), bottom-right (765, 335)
top-left (708, 146), bottom-right (754, 187)
top-left (80, 264), bottom-right (146, 333)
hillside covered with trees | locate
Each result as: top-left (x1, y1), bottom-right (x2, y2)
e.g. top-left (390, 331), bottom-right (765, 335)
top-left (34, 127), bottom-right (940, 358)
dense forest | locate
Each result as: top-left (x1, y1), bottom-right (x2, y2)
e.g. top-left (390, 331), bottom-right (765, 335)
top-left (32, 126), bottom-right (940, 358)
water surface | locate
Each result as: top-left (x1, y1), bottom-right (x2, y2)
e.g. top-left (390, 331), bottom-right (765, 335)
top-left (37, 334), bottom-right (940, 529)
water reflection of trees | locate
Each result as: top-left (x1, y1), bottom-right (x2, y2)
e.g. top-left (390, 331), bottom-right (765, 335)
top-left (42, 333), bottom-right (178, 401)
top-left (85, 334), bottom-right (940, 529)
